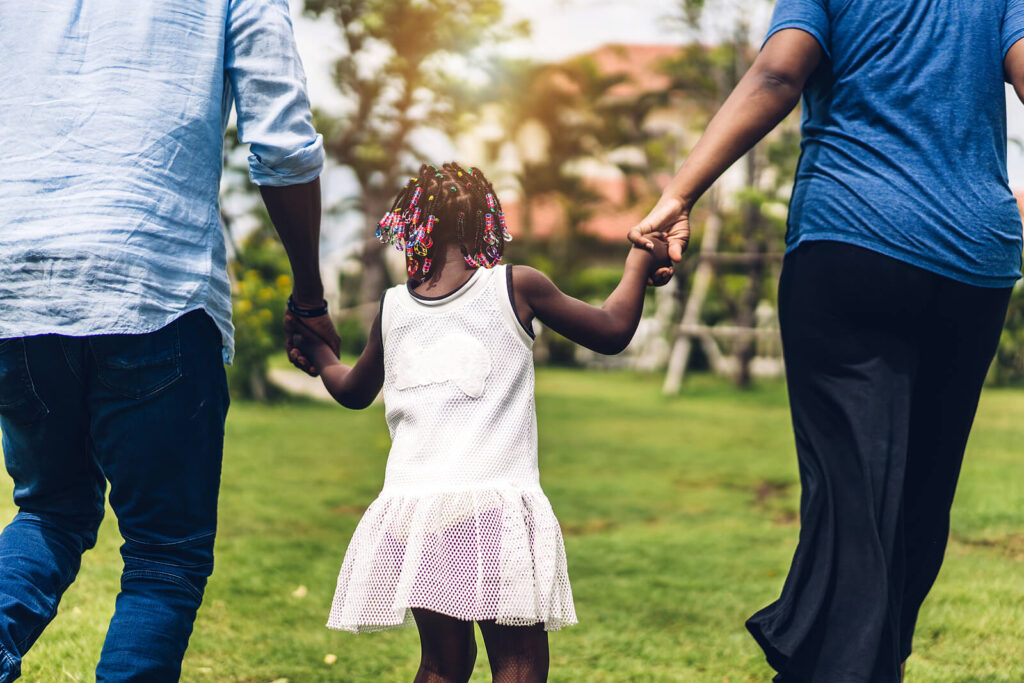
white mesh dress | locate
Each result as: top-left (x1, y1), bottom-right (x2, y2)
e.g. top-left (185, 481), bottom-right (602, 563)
top-left (327, 264), bottom-right (577, 633)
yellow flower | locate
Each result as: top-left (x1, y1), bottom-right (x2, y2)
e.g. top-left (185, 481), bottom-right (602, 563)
top-left (259, 309), bottom-right (272, 322)
top-left (276, 274), bottom-right (292, 290)
top-left (236, 300), bottom-right (253, 314)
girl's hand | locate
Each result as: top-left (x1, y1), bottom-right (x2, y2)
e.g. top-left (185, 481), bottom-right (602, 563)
top-left (628, 195), bottom-right (691, 266)
top-left (634, 234), bottom-right (673, 287)
top-left (283, 308), bottom-right (341, 377)
top-left (289, 331), bottom-right (336, 375)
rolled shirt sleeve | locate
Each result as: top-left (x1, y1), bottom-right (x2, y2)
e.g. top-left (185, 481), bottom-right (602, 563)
top-left (1005, 0), bottom-right (1024, 58)
top-left (225, 0), bottom-right (325, 186)
top-left (765, 0), bottom-right (831, 60)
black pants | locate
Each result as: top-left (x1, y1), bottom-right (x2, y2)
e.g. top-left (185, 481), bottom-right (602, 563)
top-left (746, 242), bottom-right (1012, 683)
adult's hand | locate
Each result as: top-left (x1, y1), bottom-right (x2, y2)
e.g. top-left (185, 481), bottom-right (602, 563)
top-left (628, 195), bottom-right (690, 261)
top-left (283, 307), bottom-right (341, 376)
top-left (627, 27), bottom-right (822, 284)
top-left (628, 195), bottom-right (690, 285)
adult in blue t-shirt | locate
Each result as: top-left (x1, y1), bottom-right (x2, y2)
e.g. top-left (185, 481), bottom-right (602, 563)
top-left (630, 1), bottom-right (1024, 680)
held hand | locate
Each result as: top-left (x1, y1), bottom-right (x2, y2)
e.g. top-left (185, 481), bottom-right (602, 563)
top-left (627, 195), bottom-right (691, 264)
top-left (289, 331), bottom-right (333, 370)
top-left (283, 307), bottom-right (341, 377)
top-left (635, 235), bottom-right (674, 287)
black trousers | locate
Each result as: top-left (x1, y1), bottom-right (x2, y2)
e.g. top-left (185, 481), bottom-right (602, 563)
top-left (746, 242), bottom-right (1012, 683)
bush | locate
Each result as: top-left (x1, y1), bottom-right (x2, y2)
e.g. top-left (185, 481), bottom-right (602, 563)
top-left (991, 283), bottom-right (1024, 385)
top-left (227, 269), bottom-right (291, 400)
top-left (336, 314), bottom-right (369, 357)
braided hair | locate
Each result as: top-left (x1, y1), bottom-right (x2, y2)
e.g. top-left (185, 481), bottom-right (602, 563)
top-left (376, 163), bottom-right (511, 280)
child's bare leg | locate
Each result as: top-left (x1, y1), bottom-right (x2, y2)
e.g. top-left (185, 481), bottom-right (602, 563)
top-left (411, 608), bottom-right (477, 683)
top-left (478, 620), bottom-right (549, 683)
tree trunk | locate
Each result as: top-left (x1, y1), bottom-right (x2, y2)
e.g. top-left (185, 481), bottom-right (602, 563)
top-left (733, 150), bottom-right (766, 389)
top-left (663, 205), bottom-right (723, 394)
top-left (359, 191), bottom-right (392, 330)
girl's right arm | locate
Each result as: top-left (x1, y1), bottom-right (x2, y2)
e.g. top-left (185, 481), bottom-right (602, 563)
top-left (293, 312), bottom-right (384, 409)
top-left (512, 241), bottom-right (669, 355)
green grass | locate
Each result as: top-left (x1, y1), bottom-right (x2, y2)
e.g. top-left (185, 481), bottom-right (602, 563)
top-left (3, 370), bottom-right (1023, 682)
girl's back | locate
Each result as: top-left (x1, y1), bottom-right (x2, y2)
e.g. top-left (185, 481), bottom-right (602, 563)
top-left (381, 265), bottom-right (539, 494)
top-left (292, 161), bottom-right (668, 678)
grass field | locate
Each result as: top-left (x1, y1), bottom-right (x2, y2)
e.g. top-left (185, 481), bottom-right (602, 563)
top-left (2, 369), bottom-right (1023, 682)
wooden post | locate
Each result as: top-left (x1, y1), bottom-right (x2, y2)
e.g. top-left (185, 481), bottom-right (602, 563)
top-left (662, 209), bottom-right (722, 395)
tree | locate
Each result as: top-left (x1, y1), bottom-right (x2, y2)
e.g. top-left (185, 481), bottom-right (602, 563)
top-left (303, 0), bottom-right (521, 327)
top-left (486, 57), bottom-right (630, 276)
top-left (660, 0), bottom-right (801, 389)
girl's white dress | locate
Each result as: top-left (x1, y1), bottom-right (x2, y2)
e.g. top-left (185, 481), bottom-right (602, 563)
top-left (327, 265), bottom-right (577, 633)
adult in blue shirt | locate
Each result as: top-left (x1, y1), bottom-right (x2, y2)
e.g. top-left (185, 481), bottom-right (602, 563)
top-left (631, 1), bottom-right (1024, 680)
top-left (0, 1), bottom-right (340, 680)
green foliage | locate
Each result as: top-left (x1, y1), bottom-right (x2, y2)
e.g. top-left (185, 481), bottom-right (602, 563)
top-left (7, 371), bottom-right (1024, 681)
top-left (335, 314), bottom-right (369, 357)
top-left (227, 236), bottom-right (293, 400)
top-left (305, 0), bottom-right (521, 312)
top-left (991, 283), bottom-right (1024, 385)
top-left (567, 266), bottom-right (625, 302)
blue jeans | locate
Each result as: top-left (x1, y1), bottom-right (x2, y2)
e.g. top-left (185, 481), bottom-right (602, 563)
top-left (0, 310), bottom-right (229, 682)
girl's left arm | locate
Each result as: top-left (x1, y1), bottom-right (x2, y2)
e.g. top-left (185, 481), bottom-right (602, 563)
top-left (295, 312), bottom-right (384, 409)
top-left (511, 243), bottom-right (667, 355)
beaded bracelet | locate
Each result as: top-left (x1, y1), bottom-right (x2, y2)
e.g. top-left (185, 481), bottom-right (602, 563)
top-left (287, 295), bottom-right (329, 318)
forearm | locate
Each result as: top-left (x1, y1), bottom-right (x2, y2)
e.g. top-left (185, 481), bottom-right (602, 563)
top-left (595, 248), bottom-right (655, 350)
top-left (663, 65), bottom-right (803, 207)
top-left (305, 320), bottom-right (383, 409)
top-left (550, 249), bottom-right (652, 355)
top-left (259, 179), bottom-right (325, 305)
top-left (312, 351), bottom-right (371, 409)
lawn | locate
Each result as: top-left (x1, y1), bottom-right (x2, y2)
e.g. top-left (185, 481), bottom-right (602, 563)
top-left (2, 370), bottom-right (1023, 682)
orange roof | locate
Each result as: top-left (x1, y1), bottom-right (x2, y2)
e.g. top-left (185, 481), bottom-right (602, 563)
top-left (502, 173), bottom-right (673, 243)
top-left (582, 44), bottom-right (681, 98)
top-left (497, 44), bottom-right (683, 243)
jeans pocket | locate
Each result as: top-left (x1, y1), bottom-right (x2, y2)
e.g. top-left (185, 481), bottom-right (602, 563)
top-left (89, 320), bottom-right (184, 400)
top-left (0, 338), bottom-right (49, 424)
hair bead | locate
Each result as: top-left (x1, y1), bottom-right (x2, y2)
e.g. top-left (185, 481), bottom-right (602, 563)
top-left (381, 162), bottom-right (506, 278)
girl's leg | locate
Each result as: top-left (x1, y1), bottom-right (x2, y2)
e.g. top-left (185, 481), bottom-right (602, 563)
top-left (411, 609), bottom-right (477, 683)
top-left (478, 621), bottom-right (549, 683)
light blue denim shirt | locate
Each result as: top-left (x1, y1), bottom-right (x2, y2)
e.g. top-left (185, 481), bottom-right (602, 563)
top-left (0, 0), bottom-right (325, 362)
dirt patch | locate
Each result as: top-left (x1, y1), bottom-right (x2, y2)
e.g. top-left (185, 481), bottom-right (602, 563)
top-left (562, 519), bottom-right (618, 536)
top-left (754, 479), bottom-right (792, 504)
top-left (952, 533), bottom-right (1024, 560)
top-left (753, 479), bottom-right (799, 526)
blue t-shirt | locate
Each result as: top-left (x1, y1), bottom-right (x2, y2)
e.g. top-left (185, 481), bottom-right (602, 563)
top-left (768, 0), bottom-right (1024, 287)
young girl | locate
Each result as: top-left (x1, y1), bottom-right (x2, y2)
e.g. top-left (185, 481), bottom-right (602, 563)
top-left (293, 162), bottom-right (669, 682)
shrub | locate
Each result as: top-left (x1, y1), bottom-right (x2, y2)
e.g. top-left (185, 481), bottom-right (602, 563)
top-left (228, 269), bottom-right (291, 400)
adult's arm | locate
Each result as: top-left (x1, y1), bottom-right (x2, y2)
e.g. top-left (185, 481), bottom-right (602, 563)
top-left (628, 28), bottom-right (825, 263)
top-left (1004, 0), bottom-right (1024, 98)
top-left (225, 0), bottom-right (340, 374)
top-left (260, 180), bottom-right (342, 376)
top-left (1006, 41), bottom-right (1024, 102)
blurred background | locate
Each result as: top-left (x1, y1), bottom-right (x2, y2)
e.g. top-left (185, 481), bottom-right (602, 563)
top-left (219, 0), bottom-right (1024, 400)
